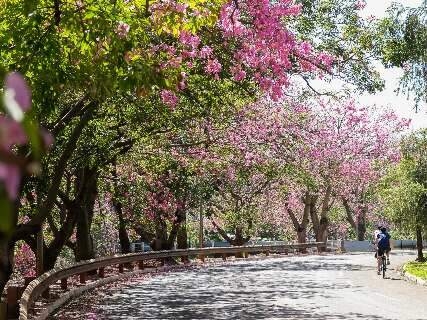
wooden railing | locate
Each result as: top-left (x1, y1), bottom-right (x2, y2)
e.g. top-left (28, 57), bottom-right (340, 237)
top-left (18, 242), bottom-right (327, 320)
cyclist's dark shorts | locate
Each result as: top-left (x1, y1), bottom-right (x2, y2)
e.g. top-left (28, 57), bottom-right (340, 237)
top-left (377, 247), bottom-right (391, 257)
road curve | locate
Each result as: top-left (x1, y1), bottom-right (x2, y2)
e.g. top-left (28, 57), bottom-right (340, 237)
top-left (53, 251), bottom-right (427, 320)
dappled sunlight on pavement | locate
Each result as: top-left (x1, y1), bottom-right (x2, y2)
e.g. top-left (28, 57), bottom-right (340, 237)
top-left (52, 251), bottom-right (427, 320)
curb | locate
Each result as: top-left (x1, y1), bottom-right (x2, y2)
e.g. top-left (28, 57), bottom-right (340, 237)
top-left (401, 268), bottom-right (427, 287)
top-left (38, 266), bottom-right (169, 320)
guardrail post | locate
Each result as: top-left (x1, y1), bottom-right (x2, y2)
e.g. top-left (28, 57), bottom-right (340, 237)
top-left (80, 272), bottom-right (87, 284)
top-left (118, 264), bottom-right (124, 273)
top-left (61, 278), bottom-right (68, 291)
top-left (98, 267), bottom-right (105, 278)
top-left (265, 250), bottom-right (270, 256)
top-left (7, 286), bottom-right (19, 318)
top-left (0, 301), bottom-right (6, 320)
top-left (138, 261), bottom-right (144, 270)
top-left (42, 287), bottom-right (50, 299)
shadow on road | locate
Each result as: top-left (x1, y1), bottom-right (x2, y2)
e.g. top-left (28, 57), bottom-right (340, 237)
top-left (53, 254), bottom-right (425, 320)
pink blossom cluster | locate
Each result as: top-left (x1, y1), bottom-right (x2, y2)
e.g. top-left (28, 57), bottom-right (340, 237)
top-left (149, 0), bottom-right (334, 107)
top-left (177, 97), bottom-right (409, 233)
top-left (14, 242), bottom-right (36, 278)
top-left (0, 73), bottom-right (30, 199)
top-left (160, 89), bottom-right (179, 109)
top-left (141, 173), bottom-right (184, 222)
top-left (115, 21), bottom-right (130, 39)
top-left (0, 72), bottom-right (53, 200)
top-left (218, 0), bottom-right (334, 100)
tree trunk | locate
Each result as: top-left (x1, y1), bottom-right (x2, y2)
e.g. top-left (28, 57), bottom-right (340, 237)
top-left (150, 206), bottom-right (187, 252)
top-left (342, 197), bottom-right (367, 241)
top-left (230, 227), bottom-right (249, 246)
top-left (114, 201), bottom-right (131, 254)
top-left (42, 204), bottom-right (78, 271)
top-left (177, 219), bottom-right (188, 250)
top-left (311, 190), bottom-right (330, 251)
top-left (296, 226), bottom-right (307, 244)
top-left (317, 216), bottom-right (329, 243)
top-left (177, 220), bottom-right (188, 262)
top-left (0, 102), bottom-right (93, 291)
top-left (416, 225), bottom-right (425, 262)
top-left (111, 163), bottom-right (131, 254)
top-left (75, 167), bottom-right (98, 262)
top-left (75, 205), bottom-right (94, 261)
top-left (210, 220), bottom-right (249, 247)
top-left (356, 214), bottom-right (366, 241)
top-left (151, 217), bottom-right (171, 250)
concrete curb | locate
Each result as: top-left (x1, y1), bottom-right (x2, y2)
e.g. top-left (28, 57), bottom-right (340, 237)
top-left (401, 268), bottom-right (427, 287)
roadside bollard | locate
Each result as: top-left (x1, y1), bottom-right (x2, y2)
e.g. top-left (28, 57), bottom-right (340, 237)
top-left (98, 267), bottom-right (105, 278)
top-left (61, 278), bottom-right (68, 291)
top-left (79, 272), bottom-right (87, 284)
top-left (222, 253), bottom-right (227, 261)
top-left (7, 286), bottom-right (19, 318)
top-left (42, 287), bottom-right (50, 299)
top-left (138, 261), bottom-right (144, 270)
top-left (0, 301), bottom-right (7, 320)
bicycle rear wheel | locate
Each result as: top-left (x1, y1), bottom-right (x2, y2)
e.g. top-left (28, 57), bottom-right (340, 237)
top-left (382, 256), bottom-right (386, 278)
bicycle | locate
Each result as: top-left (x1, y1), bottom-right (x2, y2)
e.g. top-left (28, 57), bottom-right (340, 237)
top-left (379, 252), bottom-right (387, 278)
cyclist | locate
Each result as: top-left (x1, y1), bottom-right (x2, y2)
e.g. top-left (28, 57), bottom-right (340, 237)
top-left (375, 227), bottom-right (391, 275)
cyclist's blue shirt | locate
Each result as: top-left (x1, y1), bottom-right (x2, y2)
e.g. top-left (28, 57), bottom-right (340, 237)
top-left (377, 232), bottom-right (390, 249)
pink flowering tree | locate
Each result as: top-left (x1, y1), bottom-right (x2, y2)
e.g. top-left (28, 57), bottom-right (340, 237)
top-left (195, 97), bottom-right (409, 244)
top-left (283, 100), bottom-right (409, 243)
top-left (0, 0), bottom-right (386, 292)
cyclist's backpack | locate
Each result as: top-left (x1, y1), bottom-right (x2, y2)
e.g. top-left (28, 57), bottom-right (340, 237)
top-left (377, 233), bottom-right (389, 249)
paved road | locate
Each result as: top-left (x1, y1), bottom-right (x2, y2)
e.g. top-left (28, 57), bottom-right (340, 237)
top-left (55, 251), bottom-right (427, 320)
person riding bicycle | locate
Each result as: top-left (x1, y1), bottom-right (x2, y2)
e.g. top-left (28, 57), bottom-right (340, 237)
top-left (375, 227), bottom-right (391, 275)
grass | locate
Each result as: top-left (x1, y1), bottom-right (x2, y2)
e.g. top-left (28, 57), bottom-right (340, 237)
top-left (404, 258), bottom-right (427, 280)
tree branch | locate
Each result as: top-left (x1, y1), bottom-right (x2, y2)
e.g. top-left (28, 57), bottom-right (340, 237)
top-left (14, 104), bottom-right (96, 240)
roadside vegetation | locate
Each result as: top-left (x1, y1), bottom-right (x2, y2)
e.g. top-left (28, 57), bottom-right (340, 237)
top-left (404, 259), bottom-right (427, 280)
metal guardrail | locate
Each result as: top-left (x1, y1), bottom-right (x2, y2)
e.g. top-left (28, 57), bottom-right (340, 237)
top-left (19, 242), bottom-right (326, 320)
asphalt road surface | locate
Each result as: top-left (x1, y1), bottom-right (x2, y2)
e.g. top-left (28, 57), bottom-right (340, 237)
top-left (54, 251), bottom-right (427, 320)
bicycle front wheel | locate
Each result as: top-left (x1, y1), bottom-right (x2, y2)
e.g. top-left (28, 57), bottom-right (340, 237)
top-left (382, 258), bottom-right (386, 278)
